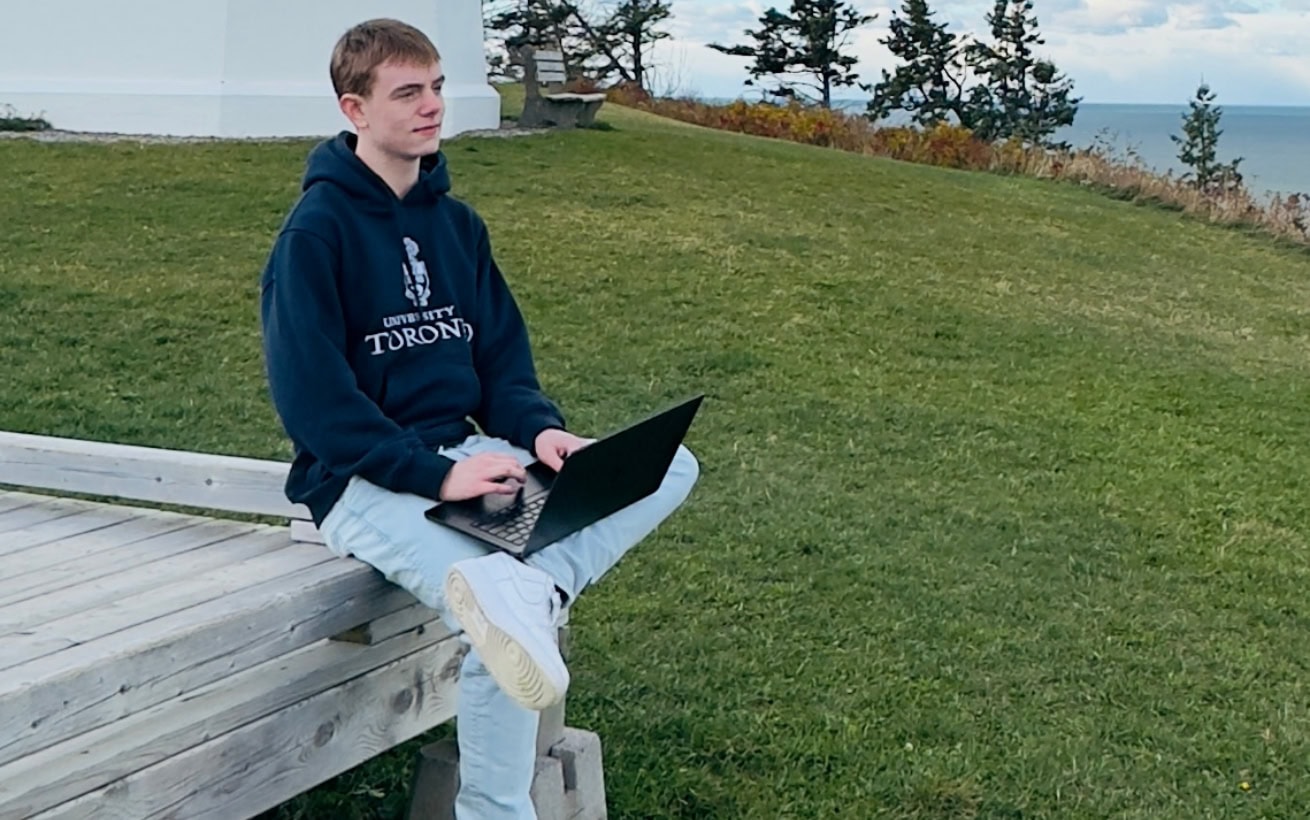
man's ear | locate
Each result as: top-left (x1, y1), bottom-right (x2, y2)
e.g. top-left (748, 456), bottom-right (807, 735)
top-left (338, 94), bottom-right (368, 130)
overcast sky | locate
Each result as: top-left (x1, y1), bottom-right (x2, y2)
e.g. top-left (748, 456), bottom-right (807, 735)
top-left (649, 0), bottom-right (1310, 106)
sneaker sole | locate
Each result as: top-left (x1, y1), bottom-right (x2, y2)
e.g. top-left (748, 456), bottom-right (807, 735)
top-left (444, 569), bottom-right (564, 711)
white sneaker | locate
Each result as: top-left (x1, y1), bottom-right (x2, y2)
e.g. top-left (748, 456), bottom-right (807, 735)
top-left (444, 552), bottom-right (569, 711)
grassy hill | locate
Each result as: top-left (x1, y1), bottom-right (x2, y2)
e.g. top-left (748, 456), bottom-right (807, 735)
top-left (2, 97), bottom-right (1309, 819)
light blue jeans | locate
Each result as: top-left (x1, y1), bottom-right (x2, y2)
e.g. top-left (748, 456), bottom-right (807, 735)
top-left (319, 434), bottom-right (700, 819)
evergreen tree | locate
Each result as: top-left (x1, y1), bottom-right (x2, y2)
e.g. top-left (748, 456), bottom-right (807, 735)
top-left (867, 0), bottom-right (972, 127)
top-left (573, 0), bottom-right (673, 89)
top-left (709, 0), bottom-right (876, 108)
top-left (485, 0), bottom-right (673, 90)
top-left (485, 0), bottom-right (578, 53)
top-left (964, 0), bottom-right (1079, 145)
top-left (605, 1), bottom-right (672, 89)
top-left (1171, 83), bottom-right (1243, 191)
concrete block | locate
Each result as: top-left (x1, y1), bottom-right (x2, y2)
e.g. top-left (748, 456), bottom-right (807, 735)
top-left (406, 725), bottom-right (606, 820)
top-left (551, 727), bottom-right (607, 820)
top-left (406, 738), bottom-right (459, 820)
top-left (529, 754), bottom-right (568, 820)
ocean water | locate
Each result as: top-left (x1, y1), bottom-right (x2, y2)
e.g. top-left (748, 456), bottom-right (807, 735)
top-left (1054, 103), bottom-right (1310, 201)
top-left (814, 99), bottom-right (1309, 201)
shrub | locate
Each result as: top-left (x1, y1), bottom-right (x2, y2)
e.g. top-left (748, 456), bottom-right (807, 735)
top-left (563, 76), bottom-right (604, 95)
top-left (866, 124), bottom-right (994, 170)
top-left (605, 82), bottom-right (651, 107)
top-left (0, 104), bottom-right (52, 132)
top-left (709, 100), bottom-right (869, 150)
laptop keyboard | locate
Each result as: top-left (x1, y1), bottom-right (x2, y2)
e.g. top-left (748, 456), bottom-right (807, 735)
top-left (470, 493), bottom-right (547, 548)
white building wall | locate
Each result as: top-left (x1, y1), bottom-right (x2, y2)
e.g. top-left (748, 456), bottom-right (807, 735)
top-left (0, 0), bottom-right (498, 137)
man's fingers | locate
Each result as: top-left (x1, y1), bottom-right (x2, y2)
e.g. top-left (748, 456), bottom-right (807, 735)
top-left (440, 454), bottom-right (532, 502)
top-left (473, 454), bottom-right (525, 480)
top-left (498, 460), bottom-right (527, 481)
top-left (483, 480), bottom-right (521, 495)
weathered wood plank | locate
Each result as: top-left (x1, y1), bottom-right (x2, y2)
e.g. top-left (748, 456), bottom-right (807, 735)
top-left (0, 505), bottom-right (154, 558)
top-left (0, 558), bottom-right (414, 768)
top-left (0, 497), bottom-right (98, 536)
top-left (0, 491), bottom-right (41, 514)
top-left (0, 529), bottom-right (298, 637)
top-left (29, 636), bottom-right (464, 820)
top-left (0, 510), bottom-right (217, 581)
top-left (332, 602), bottom-right (446, 646)
top-left (0, 533), bottom-right (329, 669)
top-left (535, 49), bottom-right (564, 61)
top-left (0, 627), bottom-right (462, 818)
top-left (0, 519), bottom-right (264, 609)
top-left (290, 518), bottom-right (325, 544)
top-left (0, 431), bottom-right (309, 520)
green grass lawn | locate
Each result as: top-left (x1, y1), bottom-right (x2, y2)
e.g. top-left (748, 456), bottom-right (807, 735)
top-left (3, 96), bottom-right (1310, 819)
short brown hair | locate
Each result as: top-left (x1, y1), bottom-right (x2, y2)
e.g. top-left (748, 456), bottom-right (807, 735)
top-left (330, 18), bottom-right (441, 98)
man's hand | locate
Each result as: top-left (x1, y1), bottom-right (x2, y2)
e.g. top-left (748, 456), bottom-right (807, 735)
top-left (440, 453), bottom-right (527, 501)
top-left (534, 428), bottom-right (593, 472)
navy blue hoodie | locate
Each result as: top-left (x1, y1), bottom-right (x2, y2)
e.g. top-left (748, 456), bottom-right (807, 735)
top-left (261, 132), bottom-right (565, 524)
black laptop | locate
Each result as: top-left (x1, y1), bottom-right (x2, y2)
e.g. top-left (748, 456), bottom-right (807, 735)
top-left (425, 395), bottom-right (703, 557)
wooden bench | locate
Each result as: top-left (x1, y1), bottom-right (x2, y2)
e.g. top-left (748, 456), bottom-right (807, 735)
top-left (0, 431), bottom-right (605, 819)
top-left (517, 45), bottom-right (606, 130)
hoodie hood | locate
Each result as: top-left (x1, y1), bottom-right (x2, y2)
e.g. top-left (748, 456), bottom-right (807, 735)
top-left (302, 131), bottom-right (451, 210)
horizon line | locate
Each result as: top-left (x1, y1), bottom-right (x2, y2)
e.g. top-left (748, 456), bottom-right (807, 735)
top-left (689, 94), bottom-right (1310, 109)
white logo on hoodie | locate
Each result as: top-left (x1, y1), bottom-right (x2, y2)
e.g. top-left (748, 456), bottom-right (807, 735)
top-left (402, 237), bottom-right (430, 308)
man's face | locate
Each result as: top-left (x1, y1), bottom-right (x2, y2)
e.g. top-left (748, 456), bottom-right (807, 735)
top-left (349, 59), bottom-right (445, 160)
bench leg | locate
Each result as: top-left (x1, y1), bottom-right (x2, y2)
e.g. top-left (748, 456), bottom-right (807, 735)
top-left (405, 724), bottom-right (606, 820)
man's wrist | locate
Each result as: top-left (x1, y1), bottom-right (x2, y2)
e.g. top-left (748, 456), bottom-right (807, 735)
top-left (520, 413), bottom-right (566, 453)
top-left (530, 424), bottom-right (565, 452)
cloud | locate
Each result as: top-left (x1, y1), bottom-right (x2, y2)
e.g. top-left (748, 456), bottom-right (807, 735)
top-left (667, 1), bottom-right (764, 46)
top-left (913, 0), bottom-right (1259, 35)
top-left (1043, 0), bottom-right (1276, 32)
top-left (1174, 6), bottom-right (1242, 28)
top-left (1051, 0), bottom-right (1170, 34)
top-left (1043, 8), bottom-right (1310, 101)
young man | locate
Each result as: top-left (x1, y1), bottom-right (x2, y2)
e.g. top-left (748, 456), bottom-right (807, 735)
top-left (259, 18), bottom-right (699, 819)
